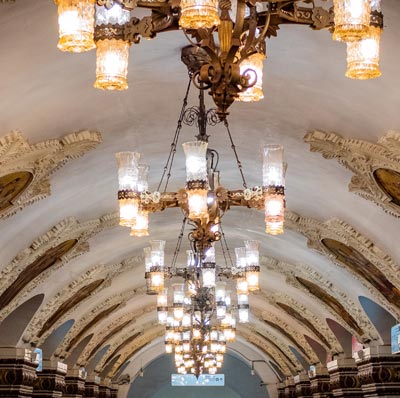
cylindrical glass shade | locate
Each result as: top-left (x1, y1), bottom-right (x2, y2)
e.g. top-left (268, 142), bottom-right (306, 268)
top-left (150, 240), bottom-right (165, 267)
top-left (157, 289), bottom-right (168, 307)
top-left (265, 195), bottom-right (284, 235)
top-left (244, 240), bottom-right (259, 266)
top-left (182, 141), bottom-right (208, 182)
top-left (237, 52), bottom-right (265, 102)
top-left (95, 3), bottom-right (131, 25)
top-left (94, 39), bottom-right (130, 90)
top-left (238, 308), bottom-right (249, 323)
top-left (263, 145), bottom-right (284, 188)
top-left (165, 343), bottom-right (173, 354)
top-left (158, 310), bottom-right (168, 324)
top-left (346, 26), bottom-right (382, 80)
top-left (246, 269), bottom-right (259, 291)
top-left (179, 0), bottom-right (220, 29)
top-left (56, 0), bottom-right (95, 52)
top-left (137, 164), bottom-right (150, 193)
top-left (119, 199), bottom-right (139, 227)
top-left (116, 152), bottom-right (140, 190)
top-left (187, 250), bottom-right (196, 268)
top-left (202, 267), bottom-right (216, 288)
top-left (150, 271), bottom-right (164, 293)
top-left (187, 189), bottom-right (208, 220)
top-left (173, 284), bottom-right (185, 304)
top-left (333, 0), bottom-right (371, 42)
top-left (235, 247), bottom-right (247, 270)
top-left (130, 210), bottom-right (149, 237)
top-left (237, 277), bottom-right (249, 295)
top-left (215, 282), bottom-right (226, 302)
top-left (144, 246), bottom-right (152, 272)
top-left (204, 246), bottom-right (216, 263)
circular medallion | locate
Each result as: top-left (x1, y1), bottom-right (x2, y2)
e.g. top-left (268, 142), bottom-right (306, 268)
top-left (373, 168), bottom-right (400, 207)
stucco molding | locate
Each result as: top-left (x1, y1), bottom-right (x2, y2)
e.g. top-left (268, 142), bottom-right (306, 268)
top-left (0, 130), bottom-right (102, 220)
top-left (254, 290), bottom-right (342, 353)
top-left (0, 214), bottom-right (119, 322)
top-left (54, 289), bottom-right (139, 357)
top-left (285, 210), bottom-right (400, 321)
top-left (250, 307), bottom-right (319, 363)
top-left (264, 256), bottom-right (378, 342)
top-left (304, 130), bottom-right (400, 217)
top-left (78, 303), bottom-right (156, 365)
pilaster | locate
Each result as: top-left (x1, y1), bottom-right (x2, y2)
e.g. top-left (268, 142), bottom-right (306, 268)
top-left (0, 347), bottom-right (38, 398)
top-left (354, 345), bottom-right (400, 398)
top-left (309, 365), bottom-right (332, 398)
top-left (64, 368), bottom-right (86, 398)
top-left (294, 372), bottom-right (312, 398)
top-left (284, 377), bottom-right (296, 398)
top-left (278, 382), bottom-right (286, 398)
top-left (84, 375), bottom-right (100, 398)
top-left (327, 357), bottom-right (362, 398)
top-left (32, 360), bottom-right (66, 398)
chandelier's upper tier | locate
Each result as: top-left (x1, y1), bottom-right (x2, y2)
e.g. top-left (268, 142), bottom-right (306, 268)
top-left (54, 0), bottom-right (384, 116)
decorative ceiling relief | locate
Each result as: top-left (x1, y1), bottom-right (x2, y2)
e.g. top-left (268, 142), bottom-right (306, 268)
top-left (76, 301), bottom-right (154, 366)
top-left (256, 292), bottom-right (340, 352)
top-left (22, 258), bottom-right (129, 344)
top-left (285, 211), bottom-right (400, 325)
top-left (108, 327), bottom-right (165, 378)
top-left (261, 257), bottom-right (377, 345)
top-left (239, 328), bottom-right (293, 376)
top-left (304, 130), bottom-right (400, 217)
top-left (0, 213), bottom-right (118, 321)
top-left (0, 130), bottom-right (102, 220)
top-left (243, 324), bottom-right (305, 372)
top-left (54, 289), bottom-right (140, 357)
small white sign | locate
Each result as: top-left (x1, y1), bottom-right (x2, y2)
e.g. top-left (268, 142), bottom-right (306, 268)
top-left (391, 324), bottom-right (400, 354)
top-left (171, 374), bottom-right (225, 386)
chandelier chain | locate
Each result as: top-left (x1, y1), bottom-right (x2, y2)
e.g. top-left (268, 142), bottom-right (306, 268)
top-left (224, 118), bottom-right (247, 189)
top-left (219, 223), bottom-right (234, 268)
top-left (171, 216), bottom-right (188, 272)
top-left (157, 75), bottom-right (192, 192)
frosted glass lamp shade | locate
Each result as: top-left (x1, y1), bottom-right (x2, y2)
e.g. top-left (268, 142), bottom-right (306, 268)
top-left (244, 240), bottom-right (259, 266)
top-left (182, 141), bottom-right (208, 182)
top-left (246, 270), bottom-right (259, 291)
top-left (119, 199), bottom-right (139, 227)
top-left (238, 308), bottom-right (249, 323)
top-left (179, 0), bottom-right (220, 29)
top-left (202, 267), bottom-right (216, 288)
top-left (333, 0), bottom-right (371, 42)
top-left (263, 145), bottom-right (284, 188)
top-left (115, 152), bottom-right (140, 190)
top-left (237, 52), bottom-right (265, 102)
top-left (346, 26), bottom-right (382, 80)
top-left (130, 210), bottom-right (149, 236)
top-left (95, 3), bottom-right (131, 25)
top-left (187, 189), bottom-right (208, 220)
top-left (150, 272), bottom-right (165, 292)
top-left (204, 246), bottom-right (216, 263)
top-left (265, 195), bottom-right (285, 235)
top-left (150, 240), bottom-right (165, 267)
top-left (137, 164), bottom-right (150, 193)
top-left (56, 0), bottom-right (95, 53)
top-left (94, 39), bottom-right (130, 90)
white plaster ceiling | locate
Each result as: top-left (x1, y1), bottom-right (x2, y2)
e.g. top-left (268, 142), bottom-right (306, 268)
top-left (0, 0), bottom-right (399, 386)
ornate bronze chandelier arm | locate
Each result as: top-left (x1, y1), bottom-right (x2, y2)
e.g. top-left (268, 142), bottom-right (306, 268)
top-left (226, 189), bottom-right (264, 210)
top-left (226, 0), bottom-right (246, 66)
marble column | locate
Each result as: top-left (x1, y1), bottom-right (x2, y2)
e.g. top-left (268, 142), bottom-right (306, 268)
top-left (64, 368), bottom-right (86, 398)
top-left (0, 347), bottom-right (38, 398)
top-left (84, 375), bottom-right (100, 398)
top-left (32, 360), bottom-right (67, 398)
top-left (327, 357), bottom-right (362, 398)
top-left (309, 365), bottom-right (332, 398)
top-left (284, 377), bottom-right (296, 398)
top-left (354, 345), bottom-right (400, 398)
top-left (294, 373), bottom-right (312, 398)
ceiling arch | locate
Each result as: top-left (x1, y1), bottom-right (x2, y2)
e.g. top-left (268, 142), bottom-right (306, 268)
top-left (0, 3), bottom-right (399, 396)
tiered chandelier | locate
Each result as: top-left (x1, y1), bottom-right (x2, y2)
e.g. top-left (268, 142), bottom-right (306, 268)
top-left (53, 0), bottom-right (384, 117)
top-left (115, 80), bottom-right (284, 375)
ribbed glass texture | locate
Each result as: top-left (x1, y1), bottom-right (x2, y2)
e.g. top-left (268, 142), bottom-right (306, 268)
top-left (95, 3), bottom-right (130, 25)
top-left (244, 240), bottom-right (259, 266)
top-left (137, 164), bottom-right (149, 193)
top-left (333, 0), bottom-right (370, 42)
top-left (179, 0), bottom-right (220, 29)
top-left (116, 152), bottom-right (140, 190)
top-left (263, 145), bottom-right (284, 187)
top-left (130, 210), bottom-right (149, 236)
top-left (237, 53), bottom-right (265, 102)
top-left (187, 189), bottom-right (208, 220)
top-left (119, 199), bottom-right (139, 227)
top-left (202, 268), bottom-right (216, 288)
top-left (346, 26), bottom-right (382, 80)
top-left (235, 247), bottom-right (247, 269)
top-left (57, 0), bottom-right (95, 52)
top-left (182, 141), bottom-right (208, 182)
top-left (265, 195), bottom-right (284, 235)
top-left (150, 240), bottom-right (165, 267)
top-left (94, 39), bottom-right (130, 90)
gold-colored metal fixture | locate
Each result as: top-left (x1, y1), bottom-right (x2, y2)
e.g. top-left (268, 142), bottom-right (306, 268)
top-left (115, 79), bottom-right (282, 375)
top-left (53, 0), bottom-right (384, 117)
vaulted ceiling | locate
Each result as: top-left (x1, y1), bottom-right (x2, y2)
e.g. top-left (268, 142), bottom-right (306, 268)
top-left (0, 0), bottom-right (399, 395)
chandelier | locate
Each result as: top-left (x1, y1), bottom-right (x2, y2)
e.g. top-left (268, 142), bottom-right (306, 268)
top-left (114, 75), bottom-right (284, 375)
top-left (53, 0), bottom-right (384, 117)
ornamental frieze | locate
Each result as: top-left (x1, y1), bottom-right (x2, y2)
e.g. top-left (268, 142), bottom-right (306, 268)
top-left (304, 130), bottom-right (400, 217)
top-left (0, 213), bottom-right (118, 322)
top-left (0, 130), bottom-right (102, 220)
top-left (285, 210), bottom-right (400, 324)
